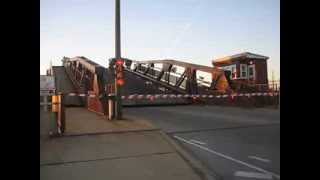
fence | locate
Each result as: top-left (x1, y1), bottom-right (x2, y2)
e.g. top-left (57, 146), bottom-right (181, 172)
top-left (40, 90), bottom-right (55, 111)
top-left (268, 80), bottom-right (280, 92)
top-left (41, 90), bottom-right (280, 137)
top-left (65, 91), bottom-right (280, 108)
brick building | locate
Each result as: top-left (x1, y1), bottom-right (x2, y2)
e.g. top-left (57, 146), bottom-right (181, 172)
top-left (212, 52), bottom-right (269, 86)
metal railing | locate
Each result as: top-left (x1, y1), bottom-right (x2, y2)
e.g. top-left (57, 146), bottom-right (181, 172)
top-left (268, 80), bottom-right (280, 92)
top-left (40, 89), bottom-right (55, 111)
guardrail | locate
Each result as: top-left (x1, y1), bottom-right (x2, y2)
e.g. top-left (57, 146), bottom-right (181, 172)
top-left (63, 92), bottom-right (279, 100)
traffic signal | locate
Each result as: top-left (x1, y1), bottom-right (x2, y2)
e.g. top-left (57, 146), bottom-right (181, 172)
top-left (116, 59), bottom-right (125, 86)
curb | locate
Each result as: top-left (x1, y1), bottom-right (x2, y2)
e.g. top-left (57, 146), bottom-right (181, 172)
top-left (54, 128), bottom-right (160, 138)
top-left (159, 131), bottom-right (221, 180)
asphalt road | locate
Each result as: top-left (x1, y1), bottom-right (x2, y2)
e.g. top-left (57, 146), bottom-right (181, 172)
top-left (124, 105), bottom-right (280, 180)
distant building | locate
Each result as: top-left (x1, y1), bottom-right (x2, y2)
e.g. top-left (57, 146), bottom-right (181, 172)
top-left (212, 52), bottom-right (269, 85)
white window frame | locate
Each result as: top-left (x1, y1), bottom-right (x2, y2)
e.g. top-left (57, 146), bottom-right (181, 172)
top-left (220, 64), bottom-right (237, 79)
top-left (240, 64), bottom-right (248, 79)
top-left (248, 64), bottom-right (255, 80)
top-left (231, 65), bottom-right (237, 79)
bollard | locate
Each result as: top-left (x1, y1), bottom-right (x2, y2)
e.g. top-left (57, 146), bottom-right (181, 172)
top-left (51, 93), bottom-right (65, 135)
top-left (52, 94), bottom-right (60, 111)
top-left (60, 93), bottom-right (66, 134)
top-left (108, 95), bottom-right (116, 120)
top-left (108, 99), bottom-right (113, 120)
top-left (51, 94), bottom-right (60, 135)
top-left (57, 94), bottom-right (62, 134)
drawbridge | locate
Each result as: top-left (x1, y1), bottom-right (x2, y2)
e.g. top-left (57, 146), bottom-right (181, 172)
top-left (51, 56), bottom-right (232, 115)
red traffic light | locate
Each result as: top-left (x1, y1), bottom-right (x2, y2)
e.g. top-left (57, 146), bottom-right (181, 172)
top-left (115, 59), bottom-right (125, 86)
top-left (117, 79), bottom-right (125, 86)
top-left (116, 59), bottom-right (124, 66)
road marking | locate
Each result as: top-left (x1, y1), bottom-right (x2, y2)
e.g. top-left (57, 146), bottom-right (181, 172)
top-left (173, 135), bottom-right (280, 179)
top-left (234, 171), bottom-right (273, 179)
top-left (189, 139), bottom-right (206, 145)
top-left (248, 156), bottom-right (271, 163)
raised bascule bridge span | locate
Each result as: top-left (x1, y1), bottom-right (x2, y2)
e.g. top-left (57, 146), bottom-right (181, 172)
top-left (50, 56), bottom-right (278, 116)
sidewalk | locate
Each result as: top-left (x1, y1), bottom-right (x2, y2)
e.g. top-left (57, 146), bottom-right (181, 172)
top-left (40, 108), bottom-right (203, 180)
top-left (64, 107), bottom-right (157, 136)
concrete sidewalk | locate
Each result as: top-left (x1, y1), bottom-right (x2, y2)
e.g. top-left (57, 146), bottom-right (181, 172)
top-left (40, 108), bottom-right (203, 180)
top-left (64, 107), bottom-right (157, 136)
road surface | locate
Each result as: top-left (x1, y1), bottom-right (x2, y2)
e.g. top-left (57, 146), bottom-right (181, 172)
top-left (124, 105), bottom-right (280, 180)
top-left (40, 107), bottom-right (203, 180)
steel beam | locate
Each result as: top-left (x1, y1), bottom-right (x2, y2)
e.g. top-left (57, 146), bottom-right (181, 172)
top-left (134, 59), bottom-right (214, 73)
top-left (125, 69), bottom-right (187, 94)
top-left (175, 70), bottom-right (187, 87)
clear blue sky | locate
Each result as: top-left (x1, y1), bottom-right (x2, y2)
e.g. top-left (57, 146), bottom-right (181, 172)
top-left (41, 0), bottom-right (280, 80)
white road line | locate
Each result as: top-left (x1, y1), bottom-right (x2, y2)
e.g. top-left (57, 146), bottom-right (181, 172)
top-left (173, 135), bottom-right (280, 179)
top-left (248, 156), bottom-right (271, 163)
top-left (234, 171), bottom-right (273, 179)
top-left (189, 139), bottom-right (206, 145)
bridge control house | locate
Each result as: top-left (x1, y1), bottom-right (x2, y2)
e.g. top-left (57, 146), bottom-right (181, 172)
top-left (212, 52), bottom-right (269, 88)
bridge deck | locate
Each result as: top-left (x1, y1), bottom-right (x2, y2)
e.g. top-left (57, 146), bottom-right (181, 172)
top-left (52, 66), bottom-right (83, 106)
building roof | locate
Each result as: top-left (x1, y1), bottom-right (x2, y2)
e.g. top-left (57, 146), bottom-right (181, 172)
top-left (213, 52), bottom-right (269, 64)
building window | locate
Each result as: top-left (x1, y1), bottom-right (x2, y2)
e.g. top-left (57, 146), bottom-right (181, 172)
top-left (248, 64), bottom-right (255, 80)
top-left (221, 65), bottom-right (236, 79)
top-left (231, 66), bottom-right (236, 79)
top-left (249, 67), bottom-right (253, 76)
top-left (240, 64), bottom-right (247, 78)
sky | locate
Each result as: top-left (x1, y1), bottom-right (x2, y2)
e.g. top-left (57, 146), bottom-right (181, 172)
top-left (40, 0), bottom-right (280, 80)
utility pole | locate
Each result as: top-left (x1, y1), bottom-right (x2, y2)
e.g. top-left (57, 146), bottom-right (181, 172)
top-left (115, 0), bottom-right (122, 119)
top-left (115, 0), bottom-right (121, 58)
